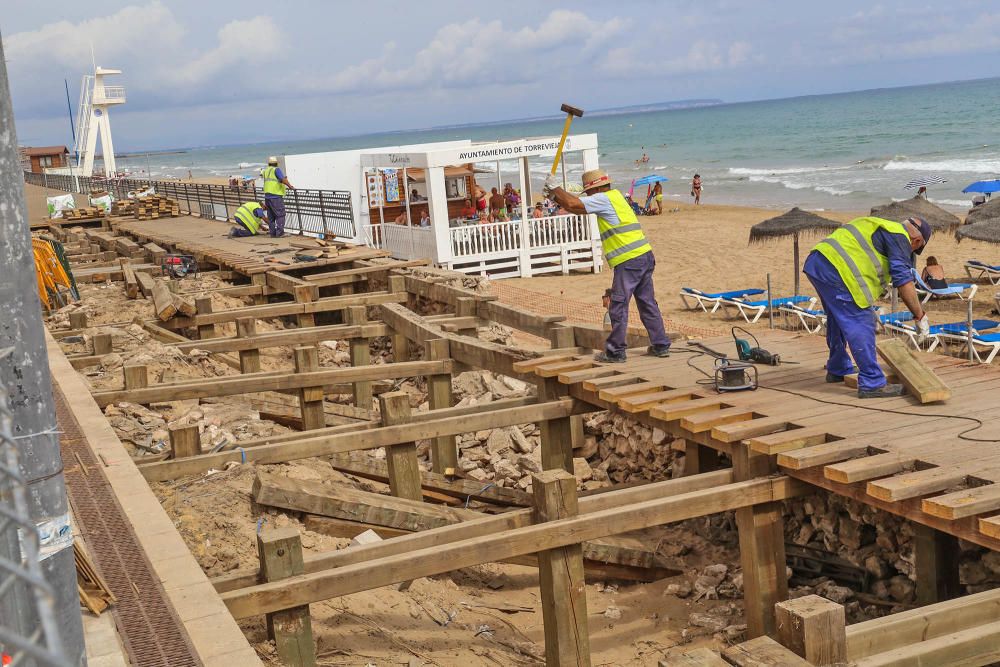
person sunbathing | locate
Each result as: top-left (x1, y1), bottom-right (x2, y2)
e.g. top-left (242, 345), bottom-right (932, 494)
top-left (921, 256), bottom-right (948, 290)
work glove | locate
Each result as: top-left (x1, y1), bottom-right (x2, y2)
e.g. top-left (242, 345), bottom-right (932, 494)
top-left (916, 313), bottom-right (930, 344)
top-left (543, 175), bottom-right (562, 197)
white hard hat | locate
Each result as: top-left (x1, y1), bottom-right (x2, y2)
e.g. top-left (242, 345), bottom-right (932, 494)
top-left (267, 156), bottom-right (279, 165)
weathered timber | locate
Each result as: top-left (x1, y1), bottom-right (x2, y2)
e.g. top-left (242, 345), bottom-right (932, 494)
top-left (876, 338), bottom-right (951, 403)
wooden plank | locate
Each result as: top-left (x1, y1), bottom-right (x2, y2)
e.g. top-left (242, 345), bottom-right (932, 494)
top-left (618, 389), bottom-right (704, 414)
top-left (294, 347), bottom-right (325, 431)
top-left (867, 462), bottom-right (984, 501)
top-left (329, 454), bottom-right (531, 507)
top-left (303, 260), bottom-right (428, 286)
top-left (424, 339), bottom-right (457, 474)
top-left (236, 318), bottom-right (261, 374)
top-left (660, 648), bottom-right (728, 666)
top-left (220, 476), bottom-right (805, 618)
top-left (91, 359), bottom-right (450, 406)
top-left (151, 279), bottom-right (177, 321)
top-left (922, 484), bottom-right (1000, 520)
top-left (119, 259), bottom-right (138, 299)
top-left (722, 637), bottom-right (812, 666)
top-left (533, 470), bottom-right (590, 667)
top-left (777, 438), bottom-right (871, 471)
top-left (597, 381), bottom-right (665, 403)
top-left (774, 595), bottom-right (846, 666)
top-left (140, 398), bottom-right (586, 482)
top-left (511, 353), bottom-right (578, 374)
top-left (711, 417), bottom-right (793, 444)
top-left (536, 358), bottom-right (592, 378)
top-left (747, 427), bottom-right (830, 456)
top-left (170, 322), bottom-right (389, 354)
top-left (581, 373), bottom-right (644, 392)
top-left (345, 307), bottom-right (372, 411)
top-left (875, 338), bottom-right (952, 403)
top-left (852, 619), bottom-right (1000, 667)
top-left (169, 290), bottom-right (406, 328)
top-left (169, 425), bottom-right (200, 459)
top-left (135, 270), bottom-right (155, 298)
top-left (213, 469), bottom-right (732, 593)
top-left (650, 397), bottom-right (728, 422)
top-left (680, 407), bottom-right (755, 433)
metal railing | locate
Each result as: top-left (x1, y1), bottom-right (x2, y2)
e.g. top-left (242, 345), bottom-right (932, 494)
top-left (23, 172), bottom-right (355, 238)
top-left (0, 384), bottom-right (73, 667)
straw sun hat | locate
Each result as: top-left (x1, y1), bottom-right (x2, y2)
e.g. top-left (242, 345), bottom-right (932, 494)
top-left (581, 169), bottom-right (612, 193)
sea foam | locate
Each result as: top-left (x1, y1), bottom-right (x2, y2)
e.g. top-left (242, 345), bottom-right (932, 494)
top-left (883, 157), bottom-right (1000, 173)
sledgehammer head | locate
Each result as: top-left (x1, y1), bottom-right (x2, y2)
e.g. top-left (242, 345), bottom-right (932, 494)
top-left (560, 104), bottom-right (584, 118)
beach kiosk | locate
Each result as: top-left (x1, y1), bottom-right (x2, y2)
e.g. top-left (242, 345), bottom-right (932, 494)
top-left (357, 134), bottom-right (603, 278)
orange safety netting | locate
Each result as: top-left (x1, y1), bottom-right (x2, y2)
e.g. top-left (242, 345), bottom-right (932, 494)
top-left (32, 238), bottom-right (75, 311)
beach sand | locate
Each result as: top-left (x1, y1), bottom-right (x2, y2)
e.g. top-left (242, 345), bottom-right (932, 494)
top-left (509, 200), bottom-right (992, 335)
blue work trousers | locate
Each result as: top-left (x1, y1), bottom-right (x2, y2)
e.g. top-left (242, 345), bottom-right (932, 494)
top-left (606, 252), bottom-right (671, 355)
top-left (230, 224), bottom-right (255, 237)
top-left (265, 196), bottom-right (286, 236)
top-left (806, 273), bottom-right (885, 391)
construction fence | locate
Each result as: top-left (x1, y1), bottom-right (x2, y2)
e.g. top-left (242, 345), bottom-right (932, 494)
top-left (23, 172), bottom-right (355, 239)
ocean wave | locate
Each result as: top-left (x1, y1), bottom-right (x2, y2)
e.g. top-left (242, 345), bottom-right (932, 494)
top-left (729, 165), bottom-right (844, 176)
top-left (883, 157), bottom-right (1000, 173)
top-left (653, 165), bottom-right (668, 170)
top-left (815, 186), bottom-right (852, 196)
top-left (929, 198), bottom-right (973, 208)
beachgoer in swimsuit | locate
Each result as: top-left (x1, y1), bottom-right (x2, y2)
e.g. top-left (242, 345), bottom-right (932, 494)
top-left (691, 174), bottom-right (702, 205)
top-left (921, 256), bottom-right (948, 290)
top-left (652, 182), bottom-right (663, 215)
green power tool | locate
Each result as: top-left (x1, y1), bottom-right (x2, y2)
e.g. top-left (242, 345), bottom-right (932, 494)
top-left (732, 326), bottom-right (783, 366)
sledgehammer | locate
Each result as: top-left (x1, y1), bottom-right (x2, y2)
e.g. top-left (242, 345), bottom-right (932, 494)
top-left (550, 104), bottom-right (584, 176)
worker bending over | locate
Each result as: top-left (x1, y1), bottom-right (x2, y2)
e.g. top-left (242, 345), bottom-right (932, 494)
top-left (261, 156), bottom-right (295, 237)
top-left (545, 169), bottom-right (671, 362)
top-left (229, 201), bottom-right (267, 238)
top-left (805, 216), bottom-right (932, 398)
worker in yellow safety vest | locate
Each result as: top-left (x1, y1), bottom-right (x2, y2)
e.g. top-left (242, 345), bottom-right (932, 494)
top-left (261, 156), bottom-right (295, 237)
top-left (805, 216), bottom-right (932, 398)
top-left (229, 201), bottom-right (267, 237)
top-left (545, 169), bottom-right (671, 362)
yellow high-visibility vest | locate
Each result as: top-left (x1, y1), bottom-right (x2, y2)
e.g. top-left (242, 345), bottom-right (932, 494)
top-left (262, 166), bottom-right (286, 197)
top-left (595, 189), bottom-right (652, 267)
top-left (234, 202), bottom-right (264, 235)
top-left (814, 216), bottom-right (911, 309)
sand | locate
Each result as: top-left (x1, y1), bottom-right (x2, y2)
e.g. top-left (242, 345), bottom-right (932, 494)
top-left (509, 200), bottom-right (994, 335)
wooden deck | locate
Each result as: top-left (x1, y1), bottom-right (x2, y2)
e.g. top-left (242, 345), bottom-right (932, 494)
top-left (114, 216), bottom-right (389, 275)
top-left (514, 329), bottom-right (1000, 552)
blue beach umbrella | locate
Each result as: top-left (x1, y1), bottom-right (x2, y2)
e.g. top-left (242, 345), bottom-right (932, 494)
top-left (963, 180), bottom-right (1000, 194)
top-left (632, 174), bottom-right (669, 187)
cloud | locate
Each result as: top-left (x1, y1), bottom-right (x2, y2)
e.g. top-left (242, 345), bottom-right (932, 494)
top-left (298, 10), bottom-right (627, 95)
top-left (601, 39), bottom-right (759, 78)
top-left (164, 16), bottom-right (282, 86)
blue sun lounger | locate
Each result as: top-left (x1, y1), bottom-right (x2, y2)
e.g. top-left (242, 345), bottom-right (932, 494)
top-left (719, 295), bottom-right (816, 323)
top-left (912, 269), bottom-right (977, 303)
top-left (679, 287), bottom-right (764, 313)
top-left (965, 260), bottom-right (1000, 285)
top-left (884, 318), bottom-right (1000, 351)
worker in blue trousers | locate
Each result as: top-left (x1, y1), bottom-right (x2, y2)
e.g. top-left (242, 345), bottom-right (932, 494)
top-left (545, 169), bottom-right (671, 363)
top-left (261, 156), bottom-right (295, 237)
top-left (805, 216), bottom-right (933, 398)
top-left (228, 201), bottom-right (267, 237)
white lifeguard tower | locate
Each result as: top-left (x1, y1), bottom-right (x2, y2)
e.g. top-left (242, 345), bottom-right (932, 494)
top-left (73, 67), bottom-right (126, 177)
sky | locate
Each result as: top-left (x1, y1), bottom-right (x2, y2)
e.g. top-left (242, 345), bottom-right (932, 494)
top-left (4, 0), bottom-right (1000, 151)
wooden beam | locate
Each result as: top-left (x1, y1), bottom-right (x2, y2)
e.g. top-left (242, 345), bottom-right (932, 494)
top-left (91, 359), bottom-right (451, 406)
top-left (875, 338), bottom-right (952, 404)
top-left (168, 290), bottom-right (405, 328)
top-left (851, 620), bottom-right (1000, 667)
top-left (169, 322), bottom-right (389, 354)
top-left (345, 307), bottom-right (372, 411)
top-left (120, 259), bottom-right (138, 298)
top-left (257, 527), bottom-right (315, 667)
top-left (723, 636), bottom-right (812, 666)
top-left (68, 311), bottom-right (88, 329)
top-left (424, 338), bottom-right (456, 474)
top-left (539, 377), bottom-right (573, 473)
top-left (294, 347), bottom-right (325, 431)
top-left (135, 270), bottom-right (156, 298)
top-left (221, 475), bottom-right (804, 618)
top-left (379, 392), bottom-right (422, 502)
top-left (139, 398), bottom-right (589, 482)
top-left (775, 595), bottom-right (846, 666)
top-left (151, 279), bottom-right (178, 320)
top-left (213, 469), bottom-right (732, 593)
top-left (236, 317), bottom-right (260, 374)
top-left (303, 260), bottom-right (429, 287)
top-left (659, 649), bottom-right (728, 666)
top-left (914, 523), bottom-right (962, 606)
top-left (195, 296), bottom-right (216, 340)
top-left (533, 470), bottom-right (591, 667)
top-left (169, 425), bottom-right (200, 459)
top-left (294, 285), bottom-right (316, 328)
top-left (122, 365), bottom-right (148, 391)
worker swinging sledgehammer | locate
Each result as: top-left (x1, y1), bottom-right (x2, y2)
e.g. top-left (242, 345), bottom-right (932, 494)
top-left (228, 201), bottom-right (267, 237)
top-left (261, 156), bottom-right (295, 237)
top-left (545, 169), bottom-right (671, 362)
top-left (804, 216), bottom-right (932, 398)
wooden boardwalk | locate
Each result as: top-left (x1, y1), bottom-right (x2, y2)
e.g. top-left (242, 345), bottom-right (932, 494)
top-left (115, 216), bottom-right (388, 275)
top-left (514, 329), bottom-right (1000, 552)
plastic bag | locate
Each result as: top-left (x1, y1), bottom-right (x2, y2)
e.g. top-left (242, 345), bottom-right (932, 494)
top-left (46, 194), bottom-right (76, 219)
top-left (90, 194), bottom-right (113, 212)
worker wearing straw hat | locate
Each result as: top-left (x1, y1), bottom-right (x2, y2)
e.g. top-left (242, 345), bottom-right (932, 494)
top-left (261, 156), bottom-right (295, 237)
top-left (805, 216), bottom-right (932, 398)
top-left (545, 170), bottom-right (671, 362)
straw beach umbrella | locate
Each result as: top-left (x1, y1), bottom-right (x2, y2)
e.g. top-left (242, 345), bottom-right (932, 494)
top-left (749, 207), bottom-right (842, 295)
top-left (966, 197), bottom-right (1000, 225)
top-left (870, 195), bottom-right (962, 231)
top-left (957, 203), bottom-right (1000, 243)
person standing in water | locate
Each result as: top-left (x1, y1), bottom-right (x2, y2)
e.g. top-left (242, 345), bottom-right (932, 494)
top-left (691, 174), bottom-right (702, 205)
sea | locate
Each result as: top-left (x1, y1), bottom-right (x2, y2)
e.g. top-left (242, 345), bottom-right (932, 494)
top-left (120, 77), bottom-right (1000, 213)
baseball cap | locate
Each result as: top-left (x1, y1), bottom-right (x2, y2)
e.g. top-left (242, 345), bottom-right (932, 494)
top-left (907, 217), bottom-right (932, 254)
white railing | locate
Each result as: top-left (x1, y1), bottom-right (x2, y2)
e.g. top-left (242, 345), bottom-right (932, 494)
top-left (373, 223), bottom-right (437, 261)
top-left (528, 214), bottom-right (592, 248)
top-left (450, 220), bottom-right (522, 258)
top-left (95, 85), bottom-right (126, 103)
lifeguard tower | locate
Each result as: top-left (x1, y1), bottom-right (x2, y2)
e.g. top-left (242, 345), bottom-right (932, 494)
top-left (73, 67), bottom-right (126, 177)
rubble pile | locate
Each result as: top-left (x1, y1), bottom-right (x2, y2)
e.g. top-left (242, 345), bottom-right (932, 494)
top-left (586, 412), bottom-right (680, 483)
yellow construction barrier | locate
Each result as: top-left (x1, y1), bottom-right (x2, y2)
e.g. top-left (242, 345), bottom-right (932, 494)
top-left (33, 238), bottom-right (76, 311)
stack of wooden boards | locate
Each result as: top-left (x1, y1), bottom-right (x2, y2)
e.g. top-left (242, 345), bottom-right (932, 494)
top-left (61, 206), bottom-right (106, 221)
top-left (289, 237), bottom-right (341, 261)
top-left (76, 539), bottom-right (116, 615)
top-left (109, 195), bottom-right (183, 220)
top-left (117, 257), bottom-right (196, 320)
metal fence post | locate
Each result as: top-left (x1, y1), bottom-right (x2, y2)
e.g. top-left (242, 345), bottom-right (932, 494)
top-left (0, 35), bottom-right (82, 666)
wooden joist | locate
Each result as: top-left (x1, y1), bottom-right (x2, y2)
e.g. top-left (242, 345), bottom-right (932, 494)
top-left (92, 359), bottom-right (450, 407)
top-left (151, 279), bottom-right (177, 320)
top-left (876, 338), bottom-right (951, 404)
top-left (165, 290), bottom-right (405, 328)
